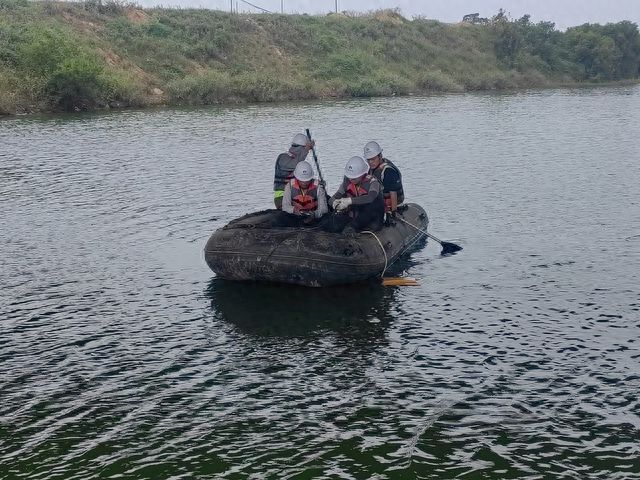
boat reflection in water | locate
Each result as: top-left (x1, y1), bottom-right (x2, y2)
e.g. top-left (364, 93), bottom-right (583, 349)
top-left (204, 278), bottom-right (399, 344)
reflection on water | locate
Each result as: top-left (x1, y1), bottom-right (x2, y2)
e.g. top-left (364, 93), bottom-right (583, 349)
top-left (1, 87), bottom-right (640, 479)
top-left (206, 278), bottom-right (395, 338)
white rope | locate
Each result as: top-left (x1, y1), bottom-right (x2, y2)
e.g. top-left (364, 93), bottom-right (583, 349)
top-left (361, 230), bottom-right (388, 278)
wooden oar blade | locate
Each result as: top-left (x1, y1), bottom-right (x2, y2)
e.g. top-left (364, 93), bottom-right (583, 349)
top-left (382, 277), bottom-right (419, 286)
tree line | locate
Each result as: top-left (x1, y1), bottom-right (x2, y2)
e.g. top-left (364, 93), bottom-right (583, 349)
top-left (491, 9), bottom-right (640, 80)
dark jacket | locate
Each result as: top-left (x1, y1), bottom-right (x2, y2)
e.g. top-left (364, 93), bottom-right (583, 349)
top-left (273, 145), bottom-right (308, 192)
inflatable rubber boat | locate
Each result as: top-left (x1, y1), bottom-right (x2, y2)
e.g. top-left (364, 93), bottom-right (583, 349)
top-left (204, 203), bottom-right (429, 287)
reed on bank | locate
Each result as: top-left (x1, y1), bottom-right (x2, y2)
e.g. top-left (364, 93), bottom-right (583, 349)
top-left (0, 0), bottom-right (639, 114)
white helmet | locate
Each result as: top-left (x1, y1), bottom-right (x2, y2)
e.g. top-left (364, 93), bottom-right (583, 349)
top-left (344, 156), bottom-right (369, 179)
top-left (363, 141), bottom-right (382, 159)
top-left (291, 133), bottom-right (309, 147)
top-left (293, 161), bottom-right (314, 182)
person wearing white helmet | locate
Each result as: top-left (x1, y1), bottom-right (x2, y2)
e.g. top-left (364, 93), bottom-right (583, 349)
top-left (273, 133), bottom-right (315, 209)
top-left (363, 141), bottom-right (404, 216)
top-left (322, 156), bottom-right (384, 233)
top-left (281, 160), bottom-right (328, 221)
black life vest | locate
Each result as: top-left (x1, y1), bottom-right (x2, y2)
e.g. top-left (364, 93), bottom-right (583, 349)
top-left (372, 159), bottom-right (404, 211)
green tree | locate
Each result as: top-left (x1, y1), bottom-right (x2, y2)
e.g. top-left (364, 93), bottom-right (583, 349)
top-left (601, 21), bottom-right (640, 78)
top-left (567, 26), bottom-right (621, 79)
top-left (491, 9), bottom-right (522, 66)
top-left (521, 21), bottom-right (566, 68)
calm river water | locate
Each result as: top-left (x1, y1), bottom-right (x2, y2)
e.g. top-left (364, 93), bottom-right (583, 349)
top-left (1, 87), bottom-right (639, 479)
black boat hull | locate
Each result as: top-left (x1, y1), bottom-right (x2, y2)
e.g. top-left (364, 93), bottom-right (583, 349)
top-left (204, 203), bottom-right (429, 287)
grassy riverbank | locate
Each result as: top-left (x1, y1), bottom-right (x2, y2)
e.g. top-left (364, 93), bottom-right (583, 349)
top-left (1, 0), bottom-right (639, 114)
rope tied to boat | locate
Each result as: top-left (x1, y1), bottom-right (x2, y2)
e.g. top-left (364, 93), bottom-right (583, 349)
top-left (361, 230), bottom-right (388, 278)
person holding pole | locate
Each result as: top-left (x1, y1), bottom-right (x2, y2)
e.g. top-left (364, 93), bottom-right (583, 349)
top-left (273, 133), bottom-right (314, 209)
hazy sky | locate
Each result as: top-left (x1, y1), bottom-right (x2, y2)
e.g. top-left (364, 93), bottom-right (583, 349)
top-left (136, 0), bottom-right (640, 30)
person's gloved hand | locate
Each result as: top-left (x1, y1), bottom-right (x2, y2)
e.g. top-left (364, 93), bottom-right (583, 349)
top-left (334, 198), bottom-right (352, 212)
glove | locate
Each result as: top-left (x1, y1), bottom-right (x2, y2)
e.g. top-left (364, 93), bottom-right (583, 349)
top-left (384, 211), bottom-right (396, 226)
top-left (334, 197), bottom-right (352, 212)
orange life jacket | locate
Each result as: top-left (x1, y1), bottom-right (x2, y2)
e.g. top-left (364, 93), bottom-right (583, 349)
top-left (345, 175), bottom-right (377, 218)
top-left (346, 174), bottom-right (374, 198)
top-left (291, 179), bottom-right (319, 211)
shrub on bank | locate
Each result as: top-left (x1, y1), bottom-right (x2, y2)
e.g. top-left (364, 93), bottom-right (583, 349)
top-left (0, 0), bottom-right (28, 11)
top-left (15, 26), bottom-right (128, 110)
top-left (0, 68), bottom-right (17, 114)
top-left (419, 70), bottom-right (464, 92)
top-left (455, 69), bottom-right (520, 91)
top-left (167, 70), bottom-right (318, 104)
top-left (167, 70), bottom-right (233, 104)
top-left (0, 19), bottom-right (148, 112)
top-left (81, 0), bottom-right (137, 16)
top-left (314, 51), bottom-right (371, 80)
top-left (46, 55), bottom-right (107, 110)
top-left (230, 71), bottom-right (293, 102)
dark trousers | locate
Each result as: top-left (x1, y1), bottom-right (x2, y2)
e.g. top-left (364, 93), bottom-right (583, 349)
top-left (320, 197), bottom-right (384, 233)
top-left (272, 211), bottom-right (318, 228)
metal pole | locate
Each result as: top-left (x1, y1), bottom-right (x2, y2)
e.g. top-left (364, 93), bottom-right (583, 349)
top-left (335, 0), bottom-right (337, 13)
top-left (230, 0), bottom-right (233, 12)
top-left (281, 0), bottom-right (283, 13)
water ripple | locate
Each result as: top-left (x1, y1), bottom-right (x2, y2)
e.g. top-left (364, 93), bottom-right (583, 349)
top-left (2, 87), bottom-right (640, 479)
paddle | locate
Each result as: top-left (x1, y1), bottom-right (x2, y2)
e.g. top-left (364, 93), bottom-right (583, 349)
top-left (305, 128), bottom-right (324, 186)
top-left (396, 216), bottom-right (463, 255)
top-left (382, 277), bottom-right (419, 286)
